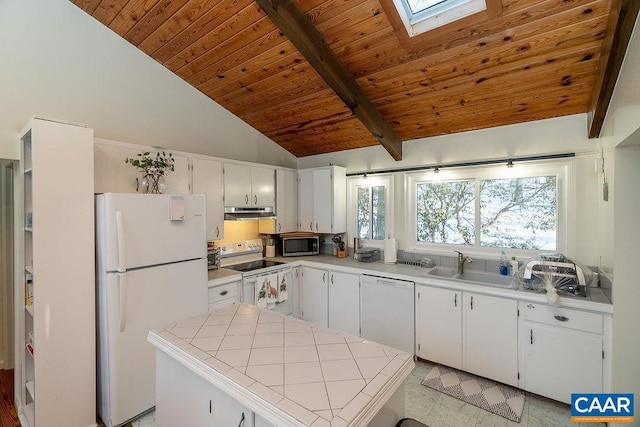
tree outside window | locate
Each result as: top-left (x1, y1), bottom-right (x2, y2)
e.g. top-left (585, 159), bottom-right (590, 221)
top-left (416, 175), bottom-right (557, 250)
top-left (416, 180), bottom-right (475, 244)
top-left (357, 185), bottom-right (386, 240)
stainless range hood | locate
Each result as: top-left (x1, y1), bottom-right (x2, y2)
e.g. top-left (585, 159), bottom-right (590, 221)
top-left (224, 206), bottom-right (275, 220)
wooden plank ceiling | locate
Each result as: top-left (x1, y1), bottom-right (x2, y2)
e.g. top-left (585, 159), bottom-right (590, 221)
top-left (72, 0), bottom-right (617, 159)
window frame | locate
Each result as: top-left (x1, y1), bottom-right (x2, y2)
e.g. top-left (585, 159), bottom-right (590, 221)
top-left (405, 161), bottom-right (571, 258)
top-left (347, 174), bottom-right (394, 248)
top-left (394, 0), bottom-right (487, 36)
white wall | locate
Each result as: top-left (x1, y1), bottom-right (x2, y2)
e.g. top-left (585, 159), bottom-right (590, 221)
top-left (0, 0), bottom-right (296, 168)
top-left (300, 114), bottom-right (602, 265)
top-left (297, 114), bottom-right (596, 172)
top-left (598, 12), bottom-right (640, 422)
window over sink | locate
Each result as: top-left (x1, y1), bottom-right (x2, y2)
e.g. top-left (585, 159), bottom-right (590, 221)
top-left (407, 161), bottom-right (570, 255)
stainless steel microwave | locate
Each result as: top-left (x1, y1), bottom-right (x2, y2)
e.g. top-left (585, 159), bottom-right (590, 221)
top-left (281, 236), bottom-right (320, 257)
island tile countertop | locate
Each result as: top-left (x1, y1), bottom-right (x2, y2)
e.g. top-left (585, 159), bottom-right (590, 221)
top-left (148, 303), bottom-right (415, 427)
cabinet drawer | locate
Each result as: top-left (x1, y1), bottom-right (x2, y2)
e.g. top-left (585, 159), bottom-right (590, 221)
top-left (523, 303), bottom-right (603, 334)
top-left (208, 282), bottom-right (238, 304)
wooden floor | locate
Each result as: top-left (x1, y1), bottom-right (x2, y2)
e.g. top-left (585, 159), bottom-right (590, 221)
top-left (0, 369), bottom-right (19, 427)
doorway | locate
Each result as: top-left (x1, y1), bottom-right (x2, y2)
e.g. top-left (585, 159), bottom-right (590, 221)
top-left (0, 159), bottom-right (15, 370)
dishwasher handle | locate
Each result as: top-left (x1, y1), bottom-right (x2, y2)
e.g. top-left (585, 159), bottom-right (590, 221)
top-left (361, 275), bottom-right (414, 290)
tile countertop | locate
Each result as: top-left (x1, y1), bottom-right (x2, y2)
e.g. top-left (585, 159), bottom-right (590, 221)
top-left (147, 303), bottom-right (415, 427)
top-left (264, 254), bottom-right (613, 314)
top-left (207, 268), bottom-right (242, 286)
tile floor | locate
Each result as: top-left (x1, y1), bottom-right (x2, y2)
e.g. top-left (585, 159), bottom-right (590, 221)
top-left (129, 358), bottom-right (604, 427)
top-left (405, 360), bottom-right (605, 427)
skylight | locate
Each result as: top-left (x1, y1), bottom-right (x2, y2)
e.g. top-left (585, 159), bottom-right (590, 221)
top-left (395, 0), bottom-right (487, 36)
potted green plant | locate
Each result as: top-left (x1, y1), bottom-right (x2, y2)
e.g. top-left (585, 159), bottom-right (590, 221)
top-left (125, 151), bottom-right (175, 193)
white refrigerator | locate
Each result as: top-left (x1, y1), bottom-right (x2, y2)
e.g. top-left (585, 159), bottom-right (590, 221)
top-left (95, 193), bottom-right (208, 427)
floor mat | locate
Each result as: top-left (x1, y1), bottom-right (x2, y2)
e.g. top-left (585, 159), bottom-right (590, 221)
top-left (422, 364), bottom-right (525, 423)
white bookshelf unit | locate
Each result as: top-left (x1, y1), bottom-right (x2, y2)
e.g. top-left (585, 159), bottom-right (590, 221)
top-left (15, 117), bottom-right (96, 426)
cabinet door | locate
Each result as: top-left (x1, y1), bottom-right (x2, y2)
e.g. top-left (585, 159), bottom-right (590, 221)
top-left (251, 166), bottom-right (275, 207)
top-left (224, 163), bottom-right (252, 206)
top-left (156, 351), bottom-right (254, 427)
top-left (277, 169), bottom-right (298, 233)
top-left (300, 267), bottom-right (328, 327)
top-left (163, 153), bottom-right (190, 194)
top-left (297, 170), bottom-right (314, 232)
top-left (192, 158), bottom-right (224, 241)
top-left (416, 286), bottom-right (462, 369)
top-left (463, 293), bottom-right (518, 386)
top-left (291, 267), bottom-right (301, 318)
top-left (94, 142), bottom-right (145, 193)
top-left (328, 271), bottom-right (360, 336)
top-left (313, 168), bottom-right (333, 233)
top-left (524, 324), bottom-right (603, 404)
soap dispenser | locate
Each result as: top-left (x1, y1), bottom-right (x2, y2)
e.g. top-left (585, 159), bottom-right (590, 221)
top-left (500, 251), bottom-right (508, 275)
top-left (509, 256), bottom-right (518, 276)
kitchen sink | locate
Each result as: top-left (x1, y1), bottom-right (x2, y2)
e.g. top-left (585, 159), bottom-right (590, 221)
top-left (456, 270), bottom-right (516, 288)
top-left (424, 266), bottom-right (457, 278)
top-left (425, 266), bottom-right (517, 288)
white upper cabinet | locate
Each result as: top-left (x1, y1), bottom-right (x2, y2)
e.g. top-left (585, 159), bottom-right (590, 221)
top-left (297, 169), bottom-right (315, 233)
top-left (259, 169), bottom-right (298, 234)
top-left (192, 157), bottom-right (224, 241)
top-left (224, 163), bottom-right (275, 207)
top-left (94, 140), bottom-right (189, 194)
top-left (297, 166), bottom-right (346, 234)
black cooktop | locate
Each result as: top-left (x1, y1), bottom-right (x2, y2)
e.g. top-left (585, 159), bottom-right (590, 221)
top-left (224, 260), bottom-right (285, 272)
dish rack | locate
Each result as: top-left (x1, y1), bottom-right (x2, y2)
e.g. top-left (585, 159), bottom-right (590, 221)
top-left (521, 258), bottom-right (588, 297)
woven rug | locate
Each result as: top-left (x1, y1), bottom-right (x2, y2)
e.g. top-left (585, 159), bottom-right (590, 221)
top-left (422, 365), bottom-right (525, 423)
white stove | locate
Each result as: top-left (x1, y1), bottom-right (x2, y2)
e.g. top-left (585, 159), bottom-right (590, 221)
top-left (218, 240), bottom-right (293, 315)
top-left (218, 239), bottom-right (287, 276)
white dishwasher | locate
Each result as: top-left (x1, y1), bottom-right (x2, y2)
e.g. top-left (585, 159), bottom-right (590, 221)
top-left (360, 274), bottom-right (415, 354)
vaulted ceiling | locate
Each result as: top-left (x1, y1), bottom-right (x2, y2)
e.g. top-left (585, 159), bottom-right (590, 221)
top-left (71, 0), bottom-right (632, 159)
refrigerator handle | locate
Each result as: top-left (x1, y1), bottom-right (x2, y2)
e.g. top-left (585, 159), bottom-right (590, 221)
top-left (116, 211), bottom-right (126, 273)
top-left (118, 272), bottom-right (127, 332)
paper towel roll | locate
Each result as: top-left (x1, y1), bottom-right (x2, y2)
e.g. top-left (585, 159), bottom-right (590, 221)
top-left (383, 238), bottom-right (397, 264)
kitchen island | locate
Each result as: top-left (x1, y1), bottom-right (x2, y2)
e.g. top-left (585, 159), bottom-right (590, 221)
top-left (147, 303), bottom-right (414, 427)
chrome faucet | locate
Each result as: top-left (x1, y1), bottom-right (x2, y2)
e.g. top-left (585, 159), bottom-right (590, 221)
top-left (454, 250), bottom-right (472, 274)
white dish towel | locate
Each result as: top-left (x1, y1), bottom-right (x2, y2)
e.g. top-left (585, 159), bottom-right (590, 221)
top-left (277, 272), bottom-right (288, 302)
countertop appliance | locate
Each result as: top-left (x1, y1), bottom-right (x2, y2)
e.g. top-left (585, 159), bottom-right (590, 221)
top-left (219, 239), bottom-right (293, 315)
top-left (95, 193), bottom-right (208, 427)
top-left (280, 234), bottom-right (319, 257)
top-left (360, 274), bottom-right (415, 353)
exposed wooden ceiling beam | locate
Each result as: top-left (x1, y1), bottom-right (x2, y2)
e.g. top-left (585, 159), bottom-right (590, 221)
top-left (588, 0), bottom-right (640, 138)
top-left (254, 0), bottom-right (403, 160)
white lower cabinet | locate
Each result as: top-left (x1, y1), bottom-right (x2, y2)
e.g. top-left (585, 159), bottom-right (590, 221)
top-left (464, 292), bottom-right (519, 387)
top-left (415, 286), bottom-right (518, 386)
top-left (300, 266), bottom-right (328, 327)
top-left (156, 351), bottom-right (254, 426)
top-left (328, 271), bottom-right (360, 336)
top-left (300, 267), bottom-right (360, 334)
top-left (207, 279), bottom-right (241, 312)
top-left (520, 302), bottom-right (606, 404)
top-left (415, 286), bottom-right (462, 369)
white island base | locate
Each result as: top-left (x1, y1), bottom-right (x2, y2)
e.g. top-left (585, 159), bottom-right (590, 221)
top-left (148, 303), bottom-right (414, 427)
